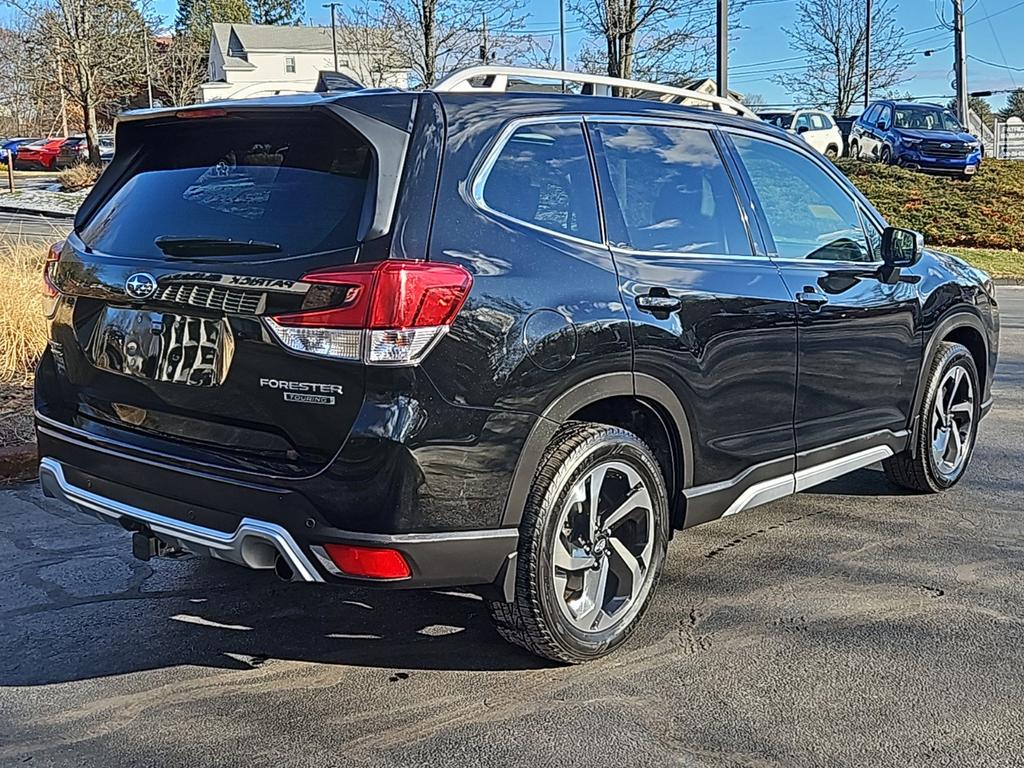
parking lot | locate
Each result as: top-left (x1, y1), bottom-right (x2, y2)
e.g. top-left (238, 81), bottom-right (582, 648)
top-left (1, 288), bottom-right (1021, 768)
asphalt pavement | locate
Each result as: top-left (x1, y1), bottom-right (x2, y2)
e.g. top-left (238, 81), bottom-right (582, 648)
top-left (1, 290), bottom-right (1022, 768)
top-left (0, 209), bottom-right (71, 243)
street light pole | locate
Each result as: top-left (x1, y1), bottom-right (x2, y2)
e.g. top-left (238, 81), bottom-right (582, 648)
top-left (323, 2), bottom-right (340, 72)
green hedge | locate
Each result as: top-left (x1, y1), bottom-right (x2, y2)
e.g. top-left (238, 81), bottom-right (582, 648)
top-left (835, 158), bottom-right (1024, 251)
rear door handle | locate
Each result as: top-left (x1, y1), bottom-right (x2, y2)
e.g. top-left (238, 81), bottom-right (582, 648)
top-left (636, 294), bottom-right (682, 313)
top-left (795, 288), bottom-right (829, 309)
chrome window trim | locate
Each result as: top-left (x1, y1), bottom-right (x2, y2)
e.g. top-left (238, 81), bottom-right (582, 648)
top-left (721, 126), bottom-right (886, 266)
top-left (469, 114), bottom-right (607, 249)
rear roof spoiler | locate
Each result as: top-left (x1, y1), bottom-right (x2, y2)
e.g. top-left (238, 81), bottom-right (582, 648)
top-left (76, 96), bottom-right (418, 241)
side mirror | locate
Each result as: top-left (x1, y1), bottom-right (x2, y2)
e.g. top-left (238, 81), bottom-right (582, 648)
top-left (796, 125), bottom-right (809, 134)
top-left (876, 120), bottom-right (888, 130)
top-left (879, 227), bottom-right (923, 281)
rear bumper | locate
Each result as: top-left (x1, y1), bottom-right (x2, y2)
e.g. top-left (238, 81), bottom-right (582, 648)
top-left (38, 453), bottom-right (519, 594)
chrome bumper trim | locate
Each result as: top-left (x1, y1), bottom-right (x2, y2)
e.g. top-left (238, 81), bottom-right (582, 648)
top-left (38, 457), bottom-right (324, 582)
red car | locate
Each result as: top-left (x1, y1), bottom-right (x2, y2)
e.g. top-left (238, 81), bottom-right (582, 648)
top-left (15, 137), bottom-right (66, 170)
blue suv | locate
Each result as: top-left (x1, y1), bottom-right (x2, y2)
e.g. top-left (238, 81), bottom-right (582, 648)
top-left (850, 100), bottom-right (982, 177)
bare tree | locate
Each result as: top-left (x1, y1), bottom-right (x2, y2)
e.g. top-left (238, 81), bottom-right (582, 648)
top-left (379, 0), bottom-right (526, 87)
top-left (570, 0), bottom-right (745, 86)
top-left (152, 33), bottom-right (208, 106)
top-left (775, 0), bottom-right (912, 116)
top-left (12, 0), bottom-right (153, 162)
top-left (334, 4), bottom-right (408, 88)
top-left (0, 22), bottom-right (65, 137)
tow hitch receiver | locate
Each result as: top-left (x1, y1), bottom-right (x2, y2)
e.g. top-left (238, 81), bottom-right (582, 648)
top-left (132, 532), bottom-right (190, 562)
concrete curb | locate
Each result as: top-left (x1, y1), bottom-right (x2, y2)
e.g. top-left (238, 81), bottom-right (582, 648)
top-left (0, 442), bottom-right (38, 484)
top-left (993, 278), bottom-right (1024, 286)
top-left (0, 204), bottom-right (74, 220)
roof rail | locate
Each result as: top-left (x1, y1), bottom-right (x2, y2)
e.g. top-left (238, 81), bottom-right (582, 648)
top-left (432, 66), bottom-right (758, 120)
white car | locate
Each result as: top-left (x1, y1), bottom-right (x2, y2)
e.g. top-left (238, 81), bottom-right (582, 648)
top-left (758, 109), bottom-right (845, 159)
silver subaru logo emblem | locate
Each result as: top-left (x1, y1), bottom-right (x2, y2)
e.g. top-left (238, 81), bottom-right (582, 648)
top-left (941, 142), bottom-right (951, 149)
top-left (125, 272), bottom-right (157, 300)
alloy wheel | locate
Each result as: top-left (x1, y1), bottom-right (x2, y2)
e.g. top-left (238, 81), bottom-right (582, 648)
top-left (930, 364), bottom-right (975, 479)
top-left (551, 461), bottom-right (656, 633)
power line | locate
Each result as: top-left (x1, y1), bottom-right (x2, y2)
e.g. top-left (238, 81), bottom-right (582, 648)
top-left (977, 0), bottom-right (1017, 87)
top-left (969, 53), bottom-right (1024, 70)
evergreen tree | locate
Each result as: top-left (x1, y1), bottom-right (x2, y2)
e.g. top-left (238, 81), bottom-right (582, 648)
top-left (999, 89), bottom-right (1024, 121)
top-left (175, 0), bottom-right (251, 40)
top-left (248, 0), bottom-right (303, 25)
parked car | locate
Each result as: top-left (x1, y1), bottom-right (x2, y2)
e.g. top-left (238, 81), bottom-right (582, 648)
top-left (834, 117), bottom-right (855, 154)
top-left (758, 109), bottom-right (844, 158)
top-left (850, 100), bottom-right (983, 177)
top-left (36, 67), bottom-right (999, 663)
top-left (54, 135), bottom-right (116, 169)
top-left (15, 137), bottom-right (66, 170)
top-left (1, 137), bottom-right (39, 163)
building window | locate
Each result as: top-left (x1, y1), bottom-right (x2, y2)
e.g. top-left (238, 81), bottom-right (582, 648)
top-left (285, 57), bottom-right (296, 74)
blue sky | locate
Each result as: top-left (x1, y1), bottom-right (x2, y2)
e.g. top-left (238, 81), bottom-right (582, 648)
top-left (147, 0), bottom-right (1024, 111)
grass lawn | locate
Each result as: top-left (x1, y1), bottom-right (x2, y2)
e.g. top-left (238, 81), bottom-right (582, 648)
top-left (944, 247), bottom-right (1024, 279)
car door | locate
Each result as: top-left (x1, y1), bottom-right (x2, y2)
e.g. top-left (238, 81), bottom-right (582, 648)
top-left (855, 105), bottom-right (879, 158)
top-left (725, 130), bottom-right (922, 465)
top-left (802, 113), bottom-right (828, 154)
top-left (586, 117), bottom-right (797, 523)
top-left (875, 104), bottom-right (894, 159)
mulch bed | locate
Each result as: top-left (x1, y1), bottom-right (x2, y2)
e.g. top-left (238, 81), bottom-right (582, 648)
top-left (0, 382), bottom-right (37, 482)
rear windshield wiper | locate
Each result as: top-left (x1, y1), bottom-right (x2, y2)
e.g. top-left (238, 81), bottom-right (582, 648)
top-left (154, 236), bottom-right (282, 256)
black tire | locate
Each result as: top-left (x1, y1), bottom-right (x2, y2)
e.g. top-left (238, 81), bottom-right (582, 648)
top-left (880, 145), bottom-right (893, 165)
top-left (850, 140), bottom-right (860, 159)
top-left (488, 422), bottom-right (670, 664)
top-left (883, 342), bottom-right (980, 493)
top-left (824, 145), bottom-right (839, 160)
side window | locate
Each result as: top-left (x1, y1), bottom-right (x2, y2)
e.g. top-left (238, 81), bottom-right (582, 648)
top-left (590, 123), bottom-right (752, 256)
top-left (794, 113), bottom-right (812, 131)
top-left (732, 135), bottom-right (872, 263)
top-left (818, 114), bottom-right (834, 129)
top-left (481, 122), bottom-right (600, 241)
top-left (809, 113), bottom-right (827, 130)
top-left (878, 105), bottom-right (893, 129)
top-left (861, 105), bottom-right (879, 126)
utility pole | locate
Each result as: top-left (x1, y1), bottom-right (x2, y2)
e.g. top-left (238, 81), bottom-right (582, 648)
top-left (559, 0), bottom-right (566, 71)
top-left (716, 0), bottom-right (728, 98)
top-left (953, 0), bottom-right (969, 124)
top-left (479, 14), bottom-right (489, 63)
top-left (323, 2), bottom-right (340, 72)
top-left (864, 0), bottom-right (872, 107)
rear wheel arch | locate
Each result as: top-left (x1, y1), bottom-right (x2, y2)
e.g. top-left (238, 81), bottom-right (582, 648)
top-left (500, 373), bottom-right (694, 528)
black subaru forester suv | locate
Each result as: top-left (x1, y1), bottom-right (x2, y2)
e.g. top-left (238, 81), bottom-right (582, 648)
top-left (36, 67), bottom-right (999, 663)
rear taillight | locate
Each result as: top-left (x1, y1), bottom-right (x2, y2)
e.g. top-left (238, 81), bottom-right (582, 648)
top-left (43, 241), bottom-right (63, 298)
top-left (322, 543), bottom-right (411, 580)
top-left (265, 260), bottom-right (472, 365)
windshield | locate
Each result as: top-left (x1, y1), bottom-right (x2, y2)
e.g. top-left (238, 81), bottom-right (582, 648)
top-left (760, 113), bottom-right (794, 129)
top-left (893, 106), bottom-right (962, 132)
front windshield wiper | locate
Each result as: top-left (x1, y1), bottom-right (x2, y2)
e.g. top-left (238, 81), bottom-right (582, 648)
top-left (154, 236), bottom-right (282, 256)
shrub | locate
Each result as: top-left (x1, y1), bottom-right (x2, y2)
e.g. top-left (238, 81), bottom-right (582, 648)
top-left (836, 158), bottom-right (1024, 250)
top-left (56, 162), bottom-right (101, 192)
top-left (0, 242), bottom-right (49, 383)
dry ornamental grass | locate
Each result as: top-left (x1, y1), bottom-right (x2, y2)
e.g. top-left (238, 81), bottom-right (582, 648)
top-left (56, 163), bottom-right (102, 192)
top-left (0, 241), bottom-right (49, 384)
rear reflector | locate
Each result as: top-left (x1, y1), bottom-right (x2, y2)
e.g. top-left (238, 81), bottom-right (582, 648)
top-left (266, 260), bottom-right (472, 365)
top-left (322, 543), bottom-right (412, 580)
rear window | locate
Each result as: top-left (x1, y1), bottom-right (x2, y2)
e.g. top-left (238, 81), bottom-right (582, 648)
top-left (80, 112), bottom-right (373, 259)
